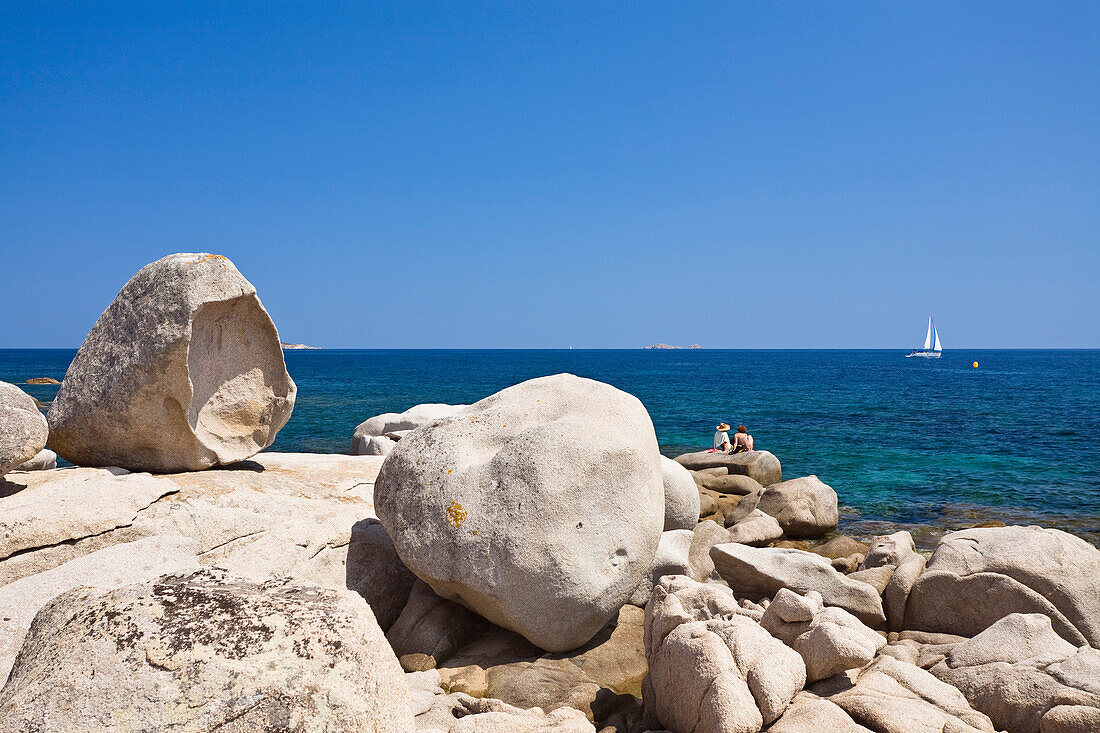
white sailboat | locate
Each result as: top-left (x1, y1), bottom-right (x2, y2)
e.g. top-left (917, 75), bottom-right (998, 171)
top-left (906, 316), bottom-right (942, 358)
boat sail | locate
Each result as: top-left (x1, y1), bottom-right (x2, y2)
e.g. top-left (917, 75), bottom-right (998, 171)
top-left (906, 316), bottom-right (942, 358)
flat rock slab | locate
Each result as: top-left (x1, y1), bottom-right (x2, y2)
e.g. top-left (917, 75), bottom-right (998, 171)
top-left (710, 543), bottom-right (886, 627)
top-left (0, 535), bottom-right (198, 685)
top-left (0, 468), bottom-right (180, 585)
top-left (674, 450), bottom-right (782, 485)
top-left (0, 454), bottom-right (407, 631)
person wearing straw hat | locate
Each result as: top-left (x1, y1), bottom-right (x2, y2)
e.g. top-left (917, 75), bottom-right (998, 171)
top-left (713, 423), bottom-right (732, 451)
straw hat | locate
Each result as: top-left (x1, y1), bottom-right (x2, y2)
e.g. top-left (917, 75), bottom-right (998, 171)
top-left (716, 423), bottom-right (730, 432)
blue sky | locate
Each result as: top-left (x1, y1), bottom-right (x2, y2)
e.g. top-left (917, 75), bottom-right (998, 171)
top-left (2, 2), bottom-right (1097, 348)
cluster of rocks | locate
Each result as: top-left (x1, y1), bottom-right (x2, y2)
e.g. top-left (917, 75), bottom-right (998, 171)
top-left (2, 253), bottom-right (1099, 731)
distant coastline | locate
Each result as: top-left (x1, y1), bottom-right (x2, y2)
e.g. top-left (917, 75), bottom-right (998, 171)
top-left (644, 343), bottom-right (702, 350)
top-left (280, 342), bottom-right (321, 350)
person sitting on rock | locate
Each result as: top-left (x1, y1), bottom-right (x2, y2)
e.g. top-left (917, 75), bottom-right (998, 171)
top-left (713, 423), bottom-right (731, 452)
top-left (730, 425), bottom-right (753, 454)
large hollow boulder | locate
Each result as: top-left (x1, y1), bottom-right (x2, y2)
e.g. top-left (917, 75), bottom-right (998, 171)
top-left (660, 456), bottom-right (701, 531)
top-left (757, 475), bottom-right (839, 539)
top-left (904, 525), bottom-right (1100, 647)
top-left (47, 253), bottom-right (296, 472)
top-left (0, 568), bottom-right (414, 732)
top-left (375, 374), bottom-right (664, 652)
top-left (0, 382), bottom-right (48, 476)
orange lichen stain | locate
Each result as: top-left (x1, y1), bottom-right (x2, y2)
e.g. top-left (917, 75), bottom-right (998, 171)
top-left (192, 253), bottom-right (228, 266)
top-left (446, 501), bottom-right (468, 528)
top-left (471, 530), bottom-right (478, 535)
top-left (447, 469), bottom-right (453, 474)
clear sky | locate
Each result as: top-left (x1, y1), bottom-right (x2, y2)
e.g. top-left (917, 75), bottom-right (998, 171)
top-left (2, 2), bottom-right (1097, 348)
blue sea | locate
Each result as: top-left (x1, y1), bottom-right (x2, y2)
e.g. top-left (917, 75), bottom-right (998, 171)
top-left (4, 349), bottom-right (1099, 547)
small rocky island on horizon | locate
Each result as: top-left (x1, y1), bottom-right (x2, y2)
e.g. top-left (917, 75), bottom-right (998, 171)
top-left (645, 343), bottom-right (702, 350)
top-left (280, 342), bottom-right (321, 350)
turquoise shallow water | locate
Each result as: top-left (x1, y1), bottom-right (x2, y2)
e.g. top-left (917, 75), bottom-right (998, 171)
top-left (4, 349), bottom-right (1099, 545)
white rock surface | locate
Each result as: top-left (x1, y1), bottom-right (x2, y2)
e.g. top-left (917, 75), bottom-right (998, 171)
top-left (757, 475), bottom-right (838, 538)
top-left (905, 525), bottom-right (1100, 647)
top-left (660, 456), bottom-right (701, 531)
top-left (0, 535), bottom-right (199, 685)
top-left (629, 529), bottom-right (695, 607)
top-left (761, 589), bottom-right (887, 682)
top-left (375, 374), bottom-right (664, 652)
top-left (11, 448), bottom-right (56, 471)
top-left (0, 382), bottom-right (48, 475)
top-left (0, 568), bottom-right (414, 732)
top-left (645, 576), bottom-right (805, 732)
top-left (813, 655), bottom-right (998, 733)
top-left (0, 455), bottom-right (407, 629)
top-left (725, 509), bottom-right (783, 546)
top-left (930, 613), bottom-right (1100, 732)
top-left (352, 403), bottom-right (467, 454)
top-left (710, 543), bottom-right (886, 627)
top-left (47, 253), bottom-right (296, 472)
top-left (674, 450), bottom-right (782, 486)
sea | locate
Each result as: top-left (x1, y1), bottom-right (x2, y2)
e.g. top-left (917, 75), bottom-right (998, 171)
top-left (4, 348), bottom-right (1098, 548)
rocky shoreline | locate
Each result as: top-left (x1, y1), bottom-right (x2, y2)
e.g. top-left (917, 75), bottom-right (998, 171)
top-left (1, 253), bottom-right (1098, 732)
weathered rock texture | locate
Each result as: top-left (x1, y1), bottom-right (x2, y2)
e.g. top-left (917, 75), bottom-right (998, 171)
top-left (0, 454), bottom-right (406, 630)
top-left (760, 589), bottom-right (886, 682)
top-left (644, 575), bottom-right (805, 732)
top-left (811, 655), bottom-right (997, 733)
top-left (725, 509), bottom-right (783, 547)
top-left (0, 535), bottom-right (198, 685)
top-left (905, 525), bottom-right (1100, 647)
top-left (674, 450), bottom-right (782, 486)
top-left (930, 613), bottom-right (1100, 732)
top-left (757, 475), bottom-right (838, 538)
top-left (47, 253), bottom-right (296, 472)
top-left (0, 382), bottom-right (48, 475)
top-left (0, 568), bottom-right (414, 732)
top-left (410, 670), bottom-right (596, 732)
top-left (661, 456), bottom-right (701, 531)
top-left (352, 403), bottom-right (467, 455)
top-left (12, 449), bottom-right (56, 471)
top-left (375, 374), bottom-right (664, 652)
top-left (710, 543), bottom-right (886, 627)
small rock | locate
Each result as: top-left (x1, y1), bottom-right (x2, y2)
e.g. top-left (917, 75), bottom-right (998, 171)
top-left (761, 589), bottom-right (886, 682)
top-left (660, 456), bottom-right (700, 531)
top-left (673, 450), bottom-right (782, 486)
top-left (0, 381), bottom-right (48, 476)
top-left (10, 448), bottom-right (56, 471)
top-left (726, 509), bottom-right (783, 546)
top-left (757, 475), bottom-right (839, 538)
top-left (351, 403), bottom-right (467, 454)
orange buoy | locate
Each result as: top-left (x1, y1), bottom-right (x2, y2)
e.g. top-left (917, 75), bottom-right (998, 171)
top-left (972, 361), bottom-right (979, 368)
